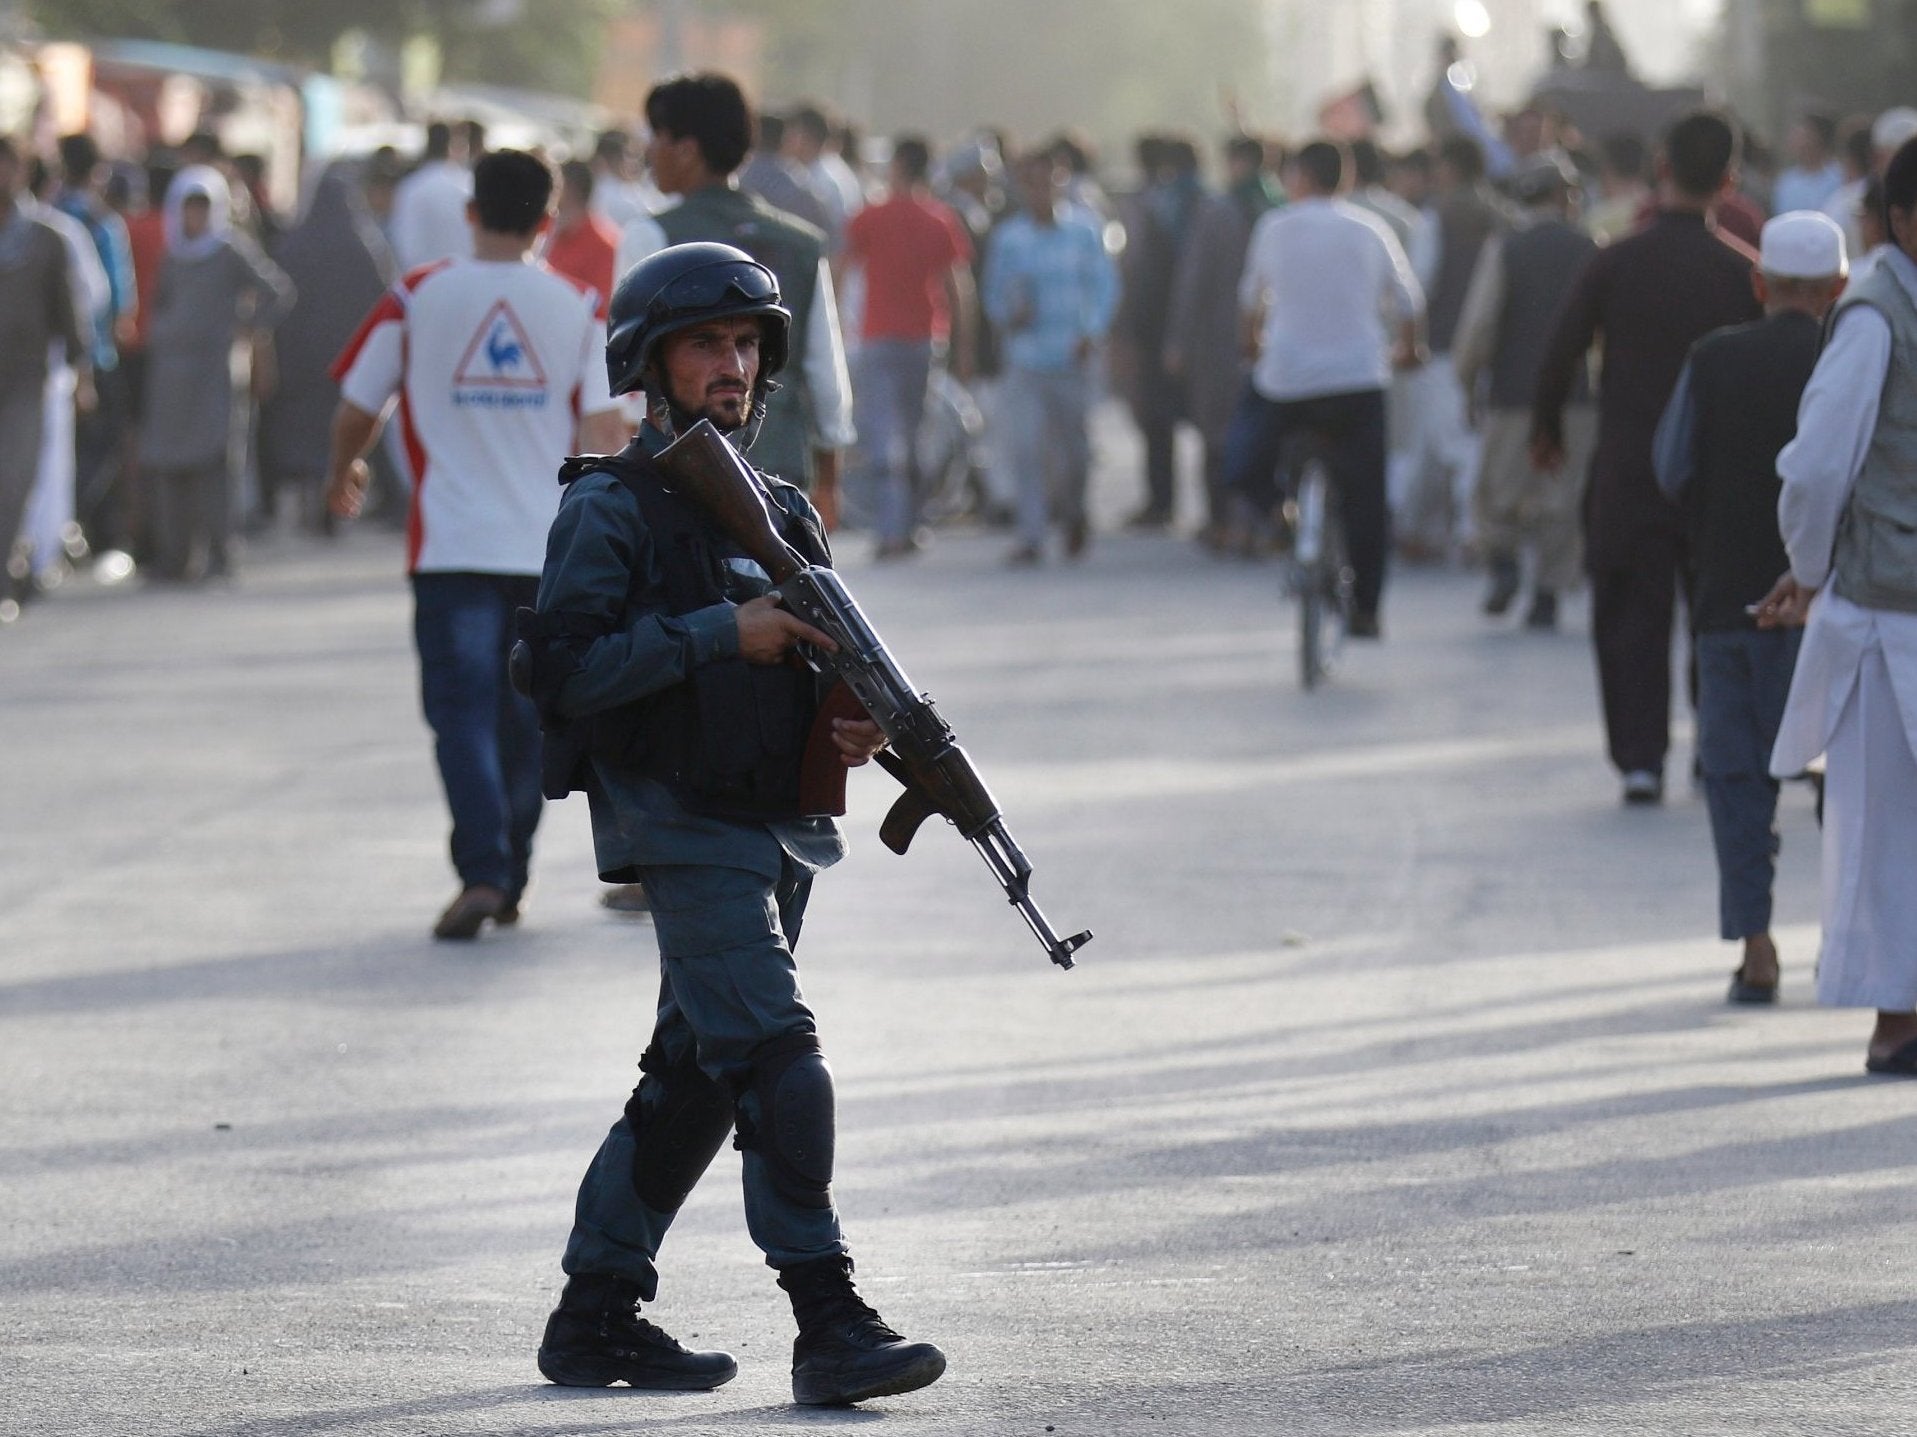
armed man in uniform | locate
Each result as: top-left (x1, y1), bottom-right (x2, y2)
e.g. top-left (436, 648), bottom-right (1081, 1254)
top-left (516, 242), bottom-right (947, 1406)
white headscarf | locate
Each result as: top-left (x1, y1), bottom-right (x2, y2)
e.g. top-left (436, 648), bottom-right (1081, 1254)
top-left (163, 164), bottom-right (232, 260)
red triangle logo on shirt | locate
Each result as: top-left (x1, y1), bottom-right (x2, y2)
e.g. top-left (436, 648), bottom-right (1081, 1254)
top-left (452, 299), bottom-right (548, 390)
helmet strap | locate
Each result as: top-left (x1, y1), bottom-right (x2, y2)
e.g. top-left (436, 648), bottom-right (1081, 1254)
top-left (645, 384), bottom-right (681, 442)
top-left (736, 389), bottom-right (769, 453)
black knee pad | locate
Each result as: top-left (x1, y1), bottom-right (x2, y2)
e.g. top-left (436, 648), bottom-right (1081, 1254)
top-left (736, 1031), bottom-right (836, 1210)
top-left (624, 1045), bottom-right (735, 1215)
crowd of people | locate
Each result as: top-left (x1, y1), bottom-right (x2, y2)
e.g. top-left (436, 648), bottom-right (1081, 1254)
top-left (0, 71), bottom-right (1862, 575)
top-left (6, 41), bottom-right (1917, 1065)
top-left (10, 16), bottom-right (1917, 1408)
top-left (5, 70), bottom-right (1911, 611)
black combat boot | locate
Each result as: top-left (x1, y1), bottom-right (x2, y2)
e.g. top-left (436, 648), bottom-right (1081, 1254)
top-left (537, 1273), bottom-right (738, 1390)
top-left (778, 1254), bottom-right (946, 1406)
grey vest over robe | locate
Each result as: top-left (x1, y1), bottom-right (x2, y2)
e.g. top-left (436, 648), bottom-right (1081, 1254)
top-left (1830, 261), bottom-right (1917, 612)
top-left (1428, 186), bottom-right (1502, 353)
top-left (1488, 218), bottom-right (1596, 411)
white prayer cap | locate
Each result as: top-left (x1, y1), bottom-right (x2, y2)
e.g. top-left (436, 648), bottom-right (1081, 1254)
top-left (1874, 106), bottom-right (1917, 154)
top-left (1760, 210), bottom-right (1848, 280)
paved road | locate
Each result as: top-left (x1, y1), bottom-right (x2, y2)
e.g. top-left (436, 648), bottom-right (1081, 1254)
top-left (3, 457), bottom-right (1911, 1435)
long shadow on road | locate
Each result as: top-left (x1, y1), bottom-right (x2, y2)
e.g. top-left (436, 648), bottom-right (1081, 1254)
top-left (168, 1385), bottom-right (889, 1437)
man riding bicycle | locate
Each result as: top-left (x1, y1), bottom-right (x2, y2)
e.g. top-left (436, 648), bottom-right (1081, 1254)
top-left (1224, 139), bottom-right (1425, 637)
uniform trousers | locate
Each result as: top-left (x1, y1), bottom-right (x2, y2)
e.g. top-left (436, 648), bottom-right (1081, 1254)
top-left (561, 855), bottom-right (847, 1299)
top-left (410, 572), bottom-right (543, 900)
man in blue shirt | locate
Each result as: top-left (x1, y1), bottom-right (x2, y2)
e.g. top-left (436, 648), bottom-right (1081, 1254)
top-left (1773, 113), bottom-right (1844, 217)
top-left (982, 151), bottom-right (1118, 564)
top-left (53, 133), bottom-right (135, 553)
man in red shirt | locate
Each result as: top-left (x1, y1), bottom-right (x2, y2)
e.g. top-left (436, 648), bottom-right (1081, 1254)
top-left (542, 160), bottom-right (619, 320)
top-left (839, 135), bottom-right (975, 557)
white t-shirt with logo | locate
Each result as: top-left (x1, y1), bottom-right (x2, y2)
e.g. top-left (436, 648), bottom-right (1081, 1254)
top-left (334, 257), bottom-right (618, 576)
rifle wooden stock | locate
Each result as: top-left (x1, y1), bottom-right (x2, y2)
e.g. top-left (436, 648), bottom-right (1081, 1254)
top-left (795, 680), bottom-right (864, 817)
top-left (653, 419), bottom-right (806, 583)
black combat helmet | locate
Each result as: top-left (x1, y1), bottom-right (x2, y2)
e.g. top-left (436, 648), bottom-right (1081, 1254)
top-left (604, 241), bottom-right (791, 398)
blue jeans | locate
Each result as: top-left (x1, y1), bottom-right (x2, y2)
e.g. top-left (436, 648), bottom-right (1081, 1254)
top-left (1696, 627), bottom-right (1802, 939)
top-left (561, 856), bottom-right (847, 1295)
top-left (854, 339), bottom-right (933, 546)
top-left (411, 572), bottom-right (543, 897)
top-left (1000, 365), bottom-right (1093, 549)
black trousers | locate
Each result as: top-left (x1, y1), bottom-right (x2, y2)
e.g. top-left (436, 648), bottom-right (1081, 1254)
top-left (1225, 385), bottom-right (1390, 617)
top-left (1589, 534), bottom-right (1683, 776)
top-left (1131, 362), bottom-right (1184, 518)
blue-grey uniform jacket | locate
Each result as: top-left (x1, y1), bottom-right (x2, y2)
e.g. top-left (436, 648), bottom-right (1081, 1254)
top-left (534, 423), bottom-right (846, 882)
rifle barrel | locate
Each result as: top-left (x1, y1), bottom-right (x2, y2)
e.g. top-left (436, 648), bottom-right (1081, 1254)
top-left (972, 820), bottom-right (1092, 969)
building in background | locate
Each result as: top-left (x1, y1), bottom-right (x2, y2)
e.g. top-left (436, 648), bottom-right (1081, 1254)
top-left (1722, 0), bottom-right (1917, 148)
top-left (593, 6), bottom-right (764, 121)
top-left (1260, 0), bottom-right (1722, 144)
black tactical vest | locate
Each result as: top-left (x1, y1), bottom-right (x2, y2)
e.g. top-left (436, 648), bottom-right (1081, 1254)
top-left (554, 444), bottom-right (835, 823)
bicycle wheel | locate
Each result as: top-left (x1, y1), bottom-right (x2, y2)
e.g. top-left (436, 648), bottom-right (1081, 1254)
top-left (1319, 484), bottom-right (1352, 659)
top-left (1295, 457), bottom-right (1332, 690)
top-left (915, 371), bottom-right (985, 526)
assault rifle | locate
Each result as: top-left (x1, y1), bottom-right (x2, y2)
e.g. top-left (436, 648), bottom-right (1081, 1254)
top-left (655, 419), bottom-right (1091, 971)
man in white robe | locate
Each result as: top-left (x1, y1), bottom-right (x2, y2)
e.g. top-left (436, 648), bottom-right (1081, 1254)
top-left (27, 173), bottom-right (108, 587)
top-left (1762, 136), bottom-right (1917, 1075)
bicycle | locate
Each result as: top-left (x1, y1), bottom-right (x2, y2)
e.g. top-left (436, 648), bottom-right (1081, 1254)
top-left (1280, 431), bottom-right (1353, 691)
top-left (913, 367), bottom-right (988, 525)
top-left (837, 367), bottom-right (987, 532)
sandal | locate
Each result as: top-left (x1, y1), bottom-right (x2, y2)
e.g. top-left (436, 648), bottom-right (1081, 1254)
top-left (1727, 966), bottom-right (1778, 1005)
top-left (1865, 1035), bottom-right (1917, 1076)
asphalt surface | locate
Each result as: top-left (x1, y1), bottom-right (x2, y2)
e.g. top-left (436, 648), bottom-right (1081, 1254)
top-left (4, 442), bottom-right (1913, 1436)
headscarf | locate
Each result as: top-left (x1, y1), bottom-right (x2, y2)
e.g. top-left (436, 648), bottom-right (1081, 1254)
top-left (163, 164), bottom-right (232, 260)
top-left (268, 160), bottom-right (395, 389)
top-left (276, 160), bottom-right (394, 289)
top-left (257, 159), bottom-right (397, 478)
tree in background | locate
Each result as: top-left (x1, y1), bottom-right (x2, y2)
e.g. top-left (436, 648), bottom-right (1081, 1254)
top-left (28, 0), bottom-right (1278, 161)
top-left (22, 0), bottom-right (622, 95)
